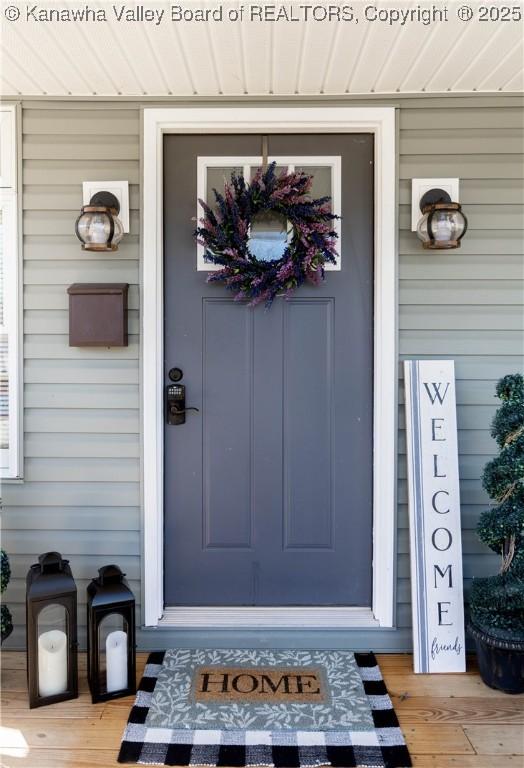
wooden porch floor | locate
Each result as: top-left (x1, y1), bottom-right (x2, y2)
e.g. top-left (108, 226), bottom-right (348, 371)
top-left (1, 652), bottom-right (523, 767)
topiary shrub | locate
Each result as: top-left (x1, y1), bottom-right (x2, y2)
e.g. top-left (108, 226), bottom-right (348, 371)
top-left (1, 548), bottom-right (13, 643)
top-left (469, 373), bottom-right (524, 636)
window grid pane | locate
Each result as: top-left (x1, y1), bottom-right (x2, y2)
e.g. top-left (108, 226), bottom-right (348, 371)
top-left (206, 167), bottom-right (242, 207)
top-left (295, 166), bottom-right (333, 208)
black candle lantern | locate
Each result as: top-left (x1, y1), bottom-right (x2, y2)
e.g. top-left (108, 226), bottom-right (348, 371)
top-left (87, 565), bottom-right (136, 703)
top-left (26, 552), bottom-right (78, 709)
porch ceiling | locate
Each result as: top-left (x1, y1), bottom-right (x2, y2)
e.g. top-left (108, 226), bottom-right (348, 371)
top-left (2, 1), bottom-right (523, 97)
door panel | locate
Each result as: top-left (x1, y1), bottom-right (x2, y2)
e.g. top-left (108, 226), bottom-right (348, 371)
top-left (283, 299), bottom-right (334, 550)
top-left (203, 299), bottom-right (253, 549)
top-left (163, 133), bottom-right (374, 607)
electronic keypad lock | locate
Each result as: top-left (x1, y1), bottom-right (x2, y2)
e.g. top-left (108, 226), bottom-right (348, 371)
top-left (166, 382), bottom-right (199, 425)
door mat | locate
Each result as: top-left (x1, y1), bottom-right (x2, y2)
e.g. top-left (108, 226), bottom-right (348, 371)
top-left (118, 649), bottom-right (411, 767)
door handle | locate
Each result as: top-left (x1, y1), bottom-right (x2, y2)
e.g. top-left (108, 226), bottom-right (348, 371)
top-left (166, 382), bottom-right (199, 425)
top-left (171, 404), bottom-right (199, 416)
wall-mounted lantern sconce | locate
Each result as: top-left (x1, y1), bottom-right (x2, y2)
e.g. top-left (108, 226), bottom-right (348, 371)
top-left (75, 191), bottom-right (124, 252)
top-left (416, 189), bottom-right (468, 250)
top-left (412, 178), bottom-right (467, 250)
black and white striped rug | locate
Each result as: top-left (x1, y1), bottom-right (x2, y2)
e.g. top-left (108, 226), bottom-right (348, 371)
top-left (118, 649), bottom-right (411, 767)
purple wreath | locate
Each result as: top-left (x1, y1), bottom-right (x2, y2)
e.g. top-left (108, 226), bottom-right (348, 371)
top-left (195, 162), bottom-right (339, 307)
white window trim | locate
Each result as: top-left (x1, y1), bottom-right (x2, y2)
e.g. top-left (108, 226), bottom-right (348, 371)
top-left (0, 106), bottom-right (16, 189)
top-left (197, 155), bottom-right (342, 271)
top-left (0, 104), bottom-right (21, 480)
top-left (142, 106), bottom-right (397, 630)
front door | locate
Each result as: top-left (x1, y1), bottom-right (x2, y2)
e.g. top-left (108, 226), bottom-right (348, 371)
top-left (163, 133), bottom-right (374, 607)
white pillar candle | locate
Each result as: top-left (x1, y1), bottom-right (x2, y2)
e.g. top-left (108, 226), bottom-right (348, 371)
top-left (38, 629), bottom-right (68, 698)
top-left (434, 214), bottom-right (454, 241)
top-left (106, 630), bottom-right (128, 693)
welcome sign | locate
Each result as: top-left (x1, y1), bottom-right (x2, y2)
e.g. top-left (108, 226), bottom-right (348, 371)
top-left (404, 360), bottom-right (466, 674)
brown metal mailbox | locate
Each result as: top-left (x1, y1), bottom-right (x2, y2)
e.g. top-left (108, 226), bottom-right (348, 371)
top-left (67, 283), bottom-right (128, 347)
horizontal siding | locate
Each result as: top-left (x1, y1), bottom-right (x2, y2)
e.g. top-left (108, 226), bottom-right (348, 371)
top-left (399, 129), bottom-right (524, 155)
top-left (22, 135), bottom-right (140, 160)
top-left (399, 330), bottom-right (522, 355)
top-left (24, 258), bottom-right (139, 280)
top-left (5, 530), bottom-right (139, 556)
top-left (399, 306), bottom-right (523, 330)
top-left (399, 154), bottom-right (524, 178)
top-left (399, 281), bottom-right (522, 304)
top-left (25, 433), bottom-right (139, 457)
top-left (24, 359), bottom-right (139, 384)
top-left (23, 159), bottom-right (140, 185)
top-left (22, 109), bottom-right (140, 134)
top-left (24, 237), bottom-right (140, 259)
top-left (398, 255), bottom-right (524, 280)
top-left (4, 481), bottom-right (140, 506)
top-left (2, 95), bottom-right (522, 653)
top-left (24, 383), bottom-right (139, 408)
top-left (25, 409), bottom-right (138, 433)
top-left (20, 457), bottom-right (140, 482)
top-left (24, 336), bottom-right (139, 359)
top-left (2, 506), bottom-right (140, 529)
top-left (397, 106), bottom-right (524, 130)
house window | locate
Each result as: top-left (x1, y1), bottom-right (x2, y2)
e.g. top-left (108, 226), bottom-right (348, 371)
top-left (0, 105), bottom-right (21, 479)
top-left (196, 156), bottom-right (341, 271)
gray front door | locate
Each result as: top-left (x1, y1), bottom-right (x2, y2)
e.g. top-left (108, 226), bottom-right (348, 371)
top-left (163, 134), bottom-right (374, 607)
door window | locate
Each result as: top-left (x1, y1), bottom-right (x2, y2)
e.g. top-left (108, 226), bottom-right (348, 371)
top-left (196, 156), bottom-right (341, 271)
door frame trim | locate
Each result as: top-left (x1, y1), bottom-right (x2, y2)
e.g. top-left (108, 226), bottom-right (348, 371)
top-left (142, 106), bottom-right (397, 629)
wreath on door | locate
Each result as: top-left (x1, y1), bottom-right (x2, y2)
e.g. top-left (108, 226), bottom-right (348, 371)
top-left (195, 162), bottom-right (339, 307)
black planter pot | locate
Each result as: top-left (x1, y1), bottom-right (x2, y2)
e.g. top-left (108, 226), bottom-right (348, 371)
top-left (468, 622), bottom-right (524, 694)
